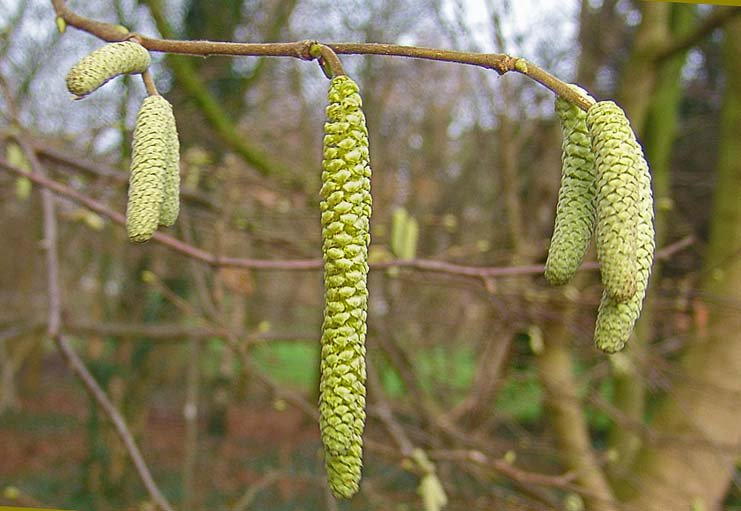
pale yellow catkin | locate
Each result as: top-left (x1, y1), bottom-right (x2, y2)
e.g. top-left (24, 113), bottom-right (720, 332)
top-left (594, 152), bottom-right (655, 353)
top-left (66, 42), bottom-right (150, 98)
top-left (545, 85), bottom-right (597, 285)
top-left (319, 75), bottom-right (372, 499)
top-left (126, 95), bottom-right (172, 243)
top-left (587, 101), bottom-right (642, 303)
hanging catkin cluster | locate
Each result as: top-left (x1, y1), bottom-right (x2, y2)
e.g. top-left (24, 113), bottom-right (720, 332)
top-left (545, 85), bottom-right (597, 285)
top-left (545, 92), bottom-right (655, 353)
top-left (63, 41), bottom-right (181, 242)
top-left (318, 74), bottom-right (372, 499)
top-left (588, 101), bottom-right (655, 352)
top-left (66, 42), bottom-right (151, 98)
top-left (126, 95), bottom-right (180, 242)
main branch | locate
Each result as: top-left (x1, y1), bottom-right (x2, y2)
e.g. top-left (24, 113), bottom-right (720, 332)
top-left (50, 0), bottom-right (594, 110)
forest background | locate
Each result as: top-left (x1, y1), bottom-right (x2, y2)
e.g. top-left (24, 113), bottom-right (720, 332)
top-left (1, 1), bottom-right (740, 510)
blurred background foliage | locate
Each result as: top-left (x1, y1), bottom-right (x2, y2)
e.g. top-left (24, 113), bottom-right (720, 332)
top-left (1, 0), bottom-right (740, 510)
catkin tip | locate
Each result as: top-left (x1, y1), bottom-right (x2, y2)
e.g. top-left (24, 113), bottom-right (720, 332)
top-left (326, 446), bottom-right (363, 498)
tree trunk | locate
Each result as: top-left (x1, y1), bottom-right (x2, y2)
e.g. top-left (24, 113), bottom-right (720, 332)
top-left (624, 18), bottom-right (741, 510)
top-left (607, 3), bottom-right (696, 482)
top-left (537, 300), bottom-right (617, 511)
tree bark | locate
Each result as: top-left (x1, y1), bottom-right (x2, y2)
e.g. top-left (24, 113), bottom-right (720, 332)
top-left (537, 303), bottom-right (618, 511)
top-left (624, 18), bottom-right (741, 510)
top-left (607, 3), bottom-right (696, 482)
top-left (616, 2), bottom-right (670, 134)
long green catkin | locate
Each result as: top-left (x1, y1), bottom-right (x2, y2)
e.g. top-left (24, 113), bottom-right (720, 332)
top-left (158, 105), bottom-right (180, 227)
top-left (126, 95), bottom-right (171, 243)
top-left (594, 149), bottom-right (655, 353)
top-left (319, 75), bottom-right (372, 499)
top-left (66, 42), bottom-right (150, 98)
top-left (545, 85), bottom-right (597, 285)
top-left (587, 101), bottom-right (641, 303)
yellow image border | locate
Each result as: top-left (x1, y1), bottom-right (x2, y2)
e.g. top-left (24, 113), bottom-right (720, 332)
top-left (643, 0), bottom-right (741, 5)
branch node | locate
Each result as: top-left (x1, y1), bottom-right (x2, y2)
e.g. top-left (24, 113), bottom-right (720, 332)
top-left (493, 54), bottom-right (517, 75)
top-left (514, 58), bottom-right (528, 73)
top-left (297, 39), bottom-right (319, 60)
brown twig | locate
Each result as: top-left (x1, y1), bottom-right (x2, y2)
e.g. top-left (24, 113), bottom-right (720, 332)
top-left (309, 44), bottom-right (345, 78)
top-left (426, 449), bottom-right (574, 488)
top-left (142, 69), bottom-right (159, 96)
top-left (53, 336), bottom-right (175, 511)
top-left (25, 139), bottom-right (215, 208)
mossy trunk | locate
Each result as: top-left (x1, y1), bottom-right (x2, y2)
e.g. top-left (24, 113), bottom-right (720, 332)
top-left (607, 3), bottom-right (696, 481)
top-left (624, 18), bottom-right (741, 509)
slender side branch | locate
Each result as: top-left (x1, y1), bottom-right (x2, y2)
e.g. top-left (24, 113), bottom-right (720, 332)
top-left (24, 140), bottom-right (214, 208)
top-left (54, 335), bottom-right (175, 511)
top-left (142, 70), bottom-right (159, 96)
top-left (0, 158), bottom-right (693, 279)
top-left (655, 6), bottom-right (741, 62)
top-left (310, 44), bottom-right (345, 78)
top-left (17, 139), bottom-right (175, 511)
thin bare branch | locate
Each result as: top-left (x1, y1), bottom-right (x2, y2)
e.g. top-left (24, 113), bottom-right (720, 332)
top-left (24, 140), bottom-right (214, 208)
top-left (656, 6), bottom-right (741, 62)
top-left (0, 159), bottom-right (694, 282)
top-left (17, 136), bottom-right (175, 511)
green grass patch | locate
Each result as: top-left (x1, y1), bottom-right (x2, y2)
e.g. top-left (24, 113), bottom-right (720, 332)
top-left (494, 372), bottom-right (543, 424)
top-left (0, 410), bottom-right (80, 433)
top-left (251, 341), bottom-right (319, 389)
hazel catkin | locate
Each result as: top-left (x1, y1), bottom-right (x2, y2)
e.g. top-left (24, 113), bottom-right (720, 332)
top-left (545, 86), bottom-right (597, 285)
top-left (594, 148), bottom-right (655, 353)
top-left (587, 101), bottom-right (642, 303)
top-left (126, 95), bottom-right (173, 243)
top-left (66, 42), bottom-right (151, 98)
top-left (318, 75), bottom-right (372, 499)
